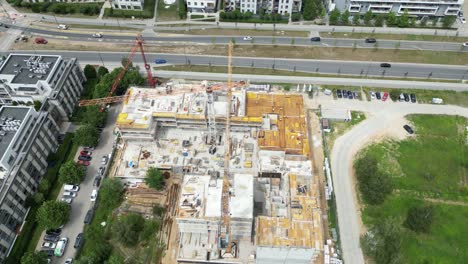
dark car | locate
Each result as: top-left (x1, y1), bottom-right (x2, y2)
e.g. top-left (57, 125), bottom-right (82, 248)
top-left (353, 91), bottom-right (359, 99)
top-left (74, 233), bottom-right (84, 249)
top-left (310, 37), bottom-right (321, 41)
top-left (78, 155), bottom-right (92, 161)
top-left (410, 94), bottom-right (416, 103)
top-left (44, 234), bottom-right (59, 242)
top-left (84, 209), bottom-right (94, 224)
top-left (365, 38), bottom-right (376, 43)
top-left (403, 93), bottom-right (410, 102)
top-left (41, 249), bottom-right (54, 257)
top-left (155, 59), bottom-right (167, 64)
top-left (337, 89), bottom-right (343, 98)
top-left (46, 228), bottom-right (62, 236)
top-left (380, 63), bottom-right (391, 68)
top-left (376, 92), bottom-right (382, 100)
top-left (93, 176), bottom-right (101, 187)
top-left (403, 125), bottom-right (414, 134)
top-left (98, 167), bottom-right (105, 175)
top-left (3, 24), bottom-right (9, 28)
top-left (347, 91), bottom-right (353, 99)
top-left (343, 90), bottom-right (348, 98)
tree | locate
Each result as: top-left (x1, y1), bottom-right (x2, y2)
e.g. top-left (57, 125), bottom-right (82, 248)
top-left (32, 192), bottom-right (44, 205)
top-left (145, 167), bottom-right (165, 190)
top-left (97, 66), bottom-right (109, 79)
top-left (340, 10), bottom-right (350, 25)
top-left (83, 105), bottom-right (107, 127)
top-left (107, 254), bottom-right (125, 264)
top-left (291, 13), bottom-right (301, 22)
top-left (389, 89), bottom-right (401, 101)
top-left (354, 154), bottom-right (393, 205)
top-left (74, 124), bottom-right (99, 147)
top-left (352, 15), bottom-right (360, 25)
top-left (329, 9), bottom-right (341, 25)
top-left (153, 204), bottom-right (166, 217)
top-left (100, 178), bottom-right (123, 208)
top-left (38, 178), bottom-right (50, 193)
top-left (442, 16), bottom-right (456, 28)
top-left (21, 251), bottom-right (48, 264)
top-left (361, 218), bottom-right (402, 264)
top-left (59, 161), bottom-right (85, 184)
top-left (36, 201), bottom-right (70, 229)
top-left (387, 11), bottom-right (397, 26)
top-left (398, 10), bottom-right (410, 28)
top-left (302, 0), bottom-right (317, 21)
top-left (404, 205), bottom-right (434, 233)
top-left (374, 14), bottom-right (384, 27)
top-left (84, 65), bottom-right (97, 80)
top-left (363, 10), bottom-right (373, 26)
top-left (178, 0), bottom-right (187, 19)
top-left (34, 100), bottom-right (42, 111)
top-left (112, 213), bottom-right (145, 246)
top-left (139, 219), bottom-right (161, 242)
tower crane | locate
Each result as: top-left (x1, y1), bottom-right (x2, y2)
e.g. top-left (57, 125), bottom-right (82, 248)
top-left (79, 35), bottom-right (156, 110)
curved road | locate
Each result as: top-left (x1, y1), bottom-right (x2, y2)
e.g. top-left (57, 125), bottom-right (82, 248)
top-left (1, 22), bottom-right (468, 52)
top-left (327, 99), bottom-right (468, 264)
top-left (5, 50), bottom-right (468, 80)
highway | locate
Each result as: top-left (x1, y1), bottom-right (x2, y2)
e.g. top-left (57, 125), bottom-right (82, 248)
top-left (6, 50), bottom-right (468, 80)
top-left (1, 23), bottom-right (468, 52)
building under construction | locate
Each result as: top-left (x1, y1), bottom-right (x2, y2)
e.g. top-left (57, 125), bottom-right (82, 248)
top-left (112, 79), bottom-right (323, 263)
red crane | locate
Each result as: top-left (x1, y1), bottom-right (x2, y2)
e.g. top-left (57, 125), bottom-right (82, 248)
top-left (89, 34), bottom-right (155, 111)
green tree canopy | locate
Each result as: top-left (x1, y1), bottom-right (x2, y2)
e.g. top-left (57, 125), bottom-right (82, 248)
top-left (21, 251), bottom-right (48, 264)
top-left (302, 0), bottom-right (317, 21)
top-left (386, 11), bottom-right (397, 26)
top-left (442, 16), bottom-right (456, 28)
top-left (100, 178), bottom-right (124, 208)
top-left (82, 105), bottom-right (108, 127)
top-left (352, 14), bottom-right (360, 25)
top-left (340, 10), bottom-right (350, 25)
top-left (398, 10), bottom-right (410, 27)
top-left (361, 218), bottom-right (402, 264)
top-left (404, 205), bottom-right (434, 233)
top-left (74, 124), bottom-right (99, 147)
top-left (374, 14), bottom-right (385, 27)
top-left (36, 200), bottom-right (70, 229)
top-left (112, 213), bottom-right (145, 246)
top-left (329, 9), bottom-right (341, 25)
top-left (97, 66), bottom-right (109, 79)
top-left (145, 167), bottom-right (165, 190)
top-left (84, 64), bottom-right (97, 80)
top-left (59, 160), bottom-right (85, 184)
top-left (363, 10), bottom-right (373, 26)
top-left (178, 0), bottom-right (187, 19)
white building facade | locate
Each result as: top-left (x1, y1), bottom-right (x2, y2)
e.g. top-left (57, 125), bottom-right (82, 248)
top-left (225, 0), bottom-right (302, 15)
top-left (111, 0), bottom-right (145, 10)
top-left (186, 0), bottom-right (217, 12)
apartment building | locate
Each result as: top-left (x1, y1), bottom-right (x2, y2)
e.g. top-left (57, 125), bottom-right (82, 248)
top-left (337, 0), bottom-right (463, 17)
top-left (225, 0), bottom-right (301, 15)
top-left (25, 0), bottom-right (104, 3)
top-left (111, 0), bottom-right (145, 10)
top-left (0, 54), bottom-right (86, 122)
top-left (186, 0), bottom-right (217, 12)
top-left (0, 106), bottom-right (59, 262)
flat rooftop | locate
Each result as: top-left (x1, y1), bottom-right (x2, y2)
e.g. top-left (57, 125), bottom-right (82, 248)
top-left (179, 174), bottom-right (223, 218)
top-left (0, 106), bottom-right (29, 159)
top-left (0, 54), bottom-right (59, 85)
top-left (231, 174), bottom-right (254, 219)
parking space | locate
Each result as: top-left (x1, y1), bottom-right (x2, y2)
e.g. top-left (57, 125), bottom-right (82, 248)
top-left (36, 105), bottom-right (120, 263)
top-left (335, 88), bottom-right (362, 100)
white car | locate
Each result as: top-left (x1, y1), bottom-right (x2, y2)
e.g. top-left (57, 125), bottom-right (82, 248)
top-left (461, 17), bottom-right (466, 24)
top-left (92, 33), bottom-right (103, 38)
top-left (90, 189), bottom-right (98, 201)
top-left (370, 92), bottom-right (376, 100)
top-left (243, 36), bottom-right (253, 41)
top-left (64, 184), bottom-right (80, 192)
top-left (101, 155), bottom-right (109, 165)
top-left (65, 258), bottom-right (73, 264)
top-left (63, 191), bottom-right (77, 198)
top-left (41, 242), bottom-right (56, 249)
top-left (61, 198), bottom-right (73, 204)
top-left (463, 42), bottom-right (468, 47)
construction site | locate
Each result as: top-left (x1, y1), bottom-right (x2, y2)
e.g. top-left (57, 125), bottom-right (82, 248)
top-left (102, 76), bottom-right (324, 263)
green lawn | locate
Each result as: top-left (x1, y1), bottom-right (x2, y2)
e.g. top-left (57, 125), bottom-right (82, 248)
top-left (358, 114), bottom-right (468, 263)
top-left (322, 32), bottom-right (468, 43)
top-left (156, 0), bottom-right (180, 21)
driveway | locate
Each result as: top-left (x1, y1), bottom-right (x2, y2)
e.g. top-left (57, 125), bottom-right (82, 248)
top-left (35, 105), bottom-right (120, 263)
top-left (322, 97), bottom-right (468, 264)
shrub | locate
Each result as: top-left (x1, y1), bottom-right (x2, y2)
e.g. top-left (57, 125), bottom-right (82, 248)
top-left (404, 205), bottom-right (434, 233)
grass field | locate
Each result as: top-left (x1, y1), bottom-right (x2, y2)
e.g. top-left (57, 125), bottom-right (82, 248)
top-left (322, 32), bottom-right (468, 43)
top-left (358, 114), bottom-right (468, 263)
top-left (156, 0), bottom-right (179, 21)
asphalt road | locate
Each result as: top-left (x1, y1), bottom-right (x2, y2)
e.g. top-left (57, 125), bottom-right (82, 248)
top-left (1, 23), bottom-right (468, 52)
top-left (323, 98), bottom-right (468, 264)
top-left (35, 105), bottom-right (119, 263)
top-left (6, 50), bottom-right (468, 80)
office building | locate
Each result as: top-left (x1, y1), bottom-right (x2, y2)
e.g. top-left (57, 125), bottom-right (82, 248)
top-left (111, 0), bottom-right (145, 10)
top-left (186, 0), bottom-right (217, 12)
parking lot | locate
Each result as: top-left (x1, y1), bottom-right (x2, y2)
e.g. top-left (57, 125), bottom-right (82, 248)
top-left (35, 105), bottom-right (120, 263)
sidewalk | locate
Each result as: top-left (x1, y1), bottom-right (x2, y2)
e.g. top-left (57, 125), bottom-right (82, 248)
top-left (98, 1), bottom-right (111, 20)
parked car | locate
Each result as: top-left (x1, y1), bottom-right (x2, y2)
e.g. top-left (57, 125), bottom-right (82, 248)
top-left (342, 90), bottom-right (348, 98)
top-left (399, 93), bottom-right (405, 101)
top-left (370, 92), bottom-right (376, 100)
top-left (353, 91), bottom-right (359, 99)
top-left (41, 249), bottom-right (54, 257)
top-left (380, 63), bottom-right (391, 68)
top-left (46, 228), bottom-right (61, 236)
top-left (410, 93), bottom-right (416, 103)
top-left (64, 185), bottom-right (80, 192)
top-left (77, 160), bottom-right (90, 166)
top-left (376, 92), bottom-right (381, 100)
top-left (243, 36), bottom-right (253, 41)
top-left (80, 150), bottom-right (92, 156)
top-left (403, 125), bottom-right (414, 134)
top-left (83, 147), bottom-right (94, 152)
top-left (84, 209), bottom-right (94, 224)
top-left (101, 155), bottom-right (109, 165)
top-left (382, 92), bottom-right (389, 101)
top-left (92, 33), bottom-right (103, 38)
top-left (41, 242), bottom-right (56, 249)
top-left (90, 189), bottom-right (98, 201)
top-left (463, 42), bottom-right (468, 47)
top-left (63, 191), bottom-right (77, 198)
top-left (34, 38), bottom-right (48, 44)
top-left (403, 93), bottom-right (410, 102)
top-left (61, 197), bottom-right (73, 204)
top-left (65, 258), bottom-right (73, 264)
top-left (336, 89), bottom-right (342, 98)
top-left (154, 59), bottom-right (167, 64)
top-left (93, 176), bottom-right (102, 187)
top-left (54, 237), bottom-right (68, 257)
top-left (78, 155), bottom-right (92, 161)
top-left (44, 234), bottom-right (59, 242)
top-left (365, 38), bottom-right (377, 43)
top-left (98, 167), bottom-right (105, 175)
top-left (347, 90), bottom-right (353, 99)
top-left (310, 37), bottom-right (321, 41)
top-left (74, 233), bottom-right (84, 249)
